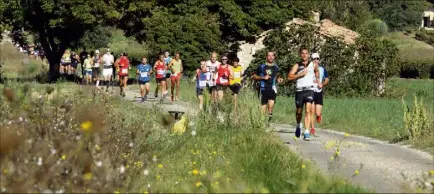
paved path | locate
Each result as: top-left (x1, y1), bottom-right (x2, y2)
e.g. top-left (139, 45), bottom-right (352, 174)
top-left (121, 89), bottom-right (433, 193)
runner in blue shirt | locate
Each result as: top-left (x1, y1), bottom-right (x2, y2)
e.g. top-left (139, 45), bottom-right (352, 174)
top-left (136, 57), bottom-right (153, 102)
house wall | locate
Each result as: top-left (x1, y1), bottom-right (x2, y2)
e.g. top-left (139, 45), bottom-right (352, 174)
top-left (421, 11), bottom-right (434, 28)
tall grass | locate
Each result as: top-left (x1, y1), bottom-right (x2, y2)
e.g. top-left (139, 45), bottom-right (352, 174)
top-left (0, 82), bottom-right (366, 193)
top-left (0, 42), bottom-right (46, 78)
top-left (180, 77), bottom-right (434, 150)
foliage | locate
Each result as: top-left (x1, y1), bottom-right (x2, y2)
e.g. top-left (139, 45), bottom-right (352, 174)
top-left (402, 96), bottom-right (433, 148)
top-left (359, 19), bottom-right (389, 37)
top-left (1, 0), bottom-right (121, 81)
top-left (247, 24), bottom-right (398, 97)
top-left (399, 59), bottom-right (434, 79)
top-left (108, 29), bottom-right (148, 65)
top-left (367, 0), bottom-right (429, 31)
top-left (315, 0), bottom-right (374, 31)
top-left (70, 26), bottom-right (113, 51)
top-left (415, 29), bottom-right (434, 46)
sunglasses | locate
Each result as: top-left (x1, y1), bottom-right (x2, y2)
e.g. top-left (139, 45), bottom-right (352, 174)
top-left (222, 59), bottom-right (228, 60)
top-left (313, 58), bottom-right (320, 60)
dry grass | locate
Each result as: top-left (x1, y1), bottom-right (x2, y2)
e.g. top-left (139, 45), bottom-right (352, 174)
top-left (0, 42), bottom-right (46, 78)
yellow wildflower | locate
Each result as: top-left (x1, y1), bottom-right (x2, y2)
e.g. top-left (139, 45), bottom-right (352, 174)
top-left (416, 188), bottom-right (422, 193)
top-left (143, 191), bottom-right (149, 194)
top-left (156, 175), bottom-right (161, 180)
top-left (61, 154), bottom-right (67, 160)
top-left (200, 170), bottom-right (207, 175)
top-left (344, 133), bottom-right (350, 137)
top-left (80, 121), bottom-right (93, 132)
top-left (335, 151), bottom-right (340, 156)
top-left (260, 188), bottom-right (270, 193)
top-left (301, 164), bottom-right (306, 169)
top-left (95, 145), bottom-right (101, 151)
top-left (429, 170), bottom-right (434, 176)
top-left (293, 136), bottom-right (297, 141)
top-left (192, 161), bottom-right (196, 165)
top-left (2, 169), bottom-right (8, 174)
top-left (354, 169), bottom-right (360, 175)
top-left (83, 172), bottom-right (93, 180)
top-left (192, 169), bottom-right (199, 175)
top-left (157, 164), bottom-right (163, 169)
top-left (330, 156), bottom-right (334, 161)
top-left (213, 151), bottom-right (217, 155)
top-left (114, 190), bottom-right (120, 194)
top-left (195, 181), bottom-right (202, 187)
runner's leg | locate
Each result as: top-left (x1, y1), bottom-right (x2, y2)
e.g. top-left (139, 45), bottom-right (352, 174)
top-left (145, 82), bottom-right (150, 97)
top-left (171, 76), bottom-right (176, 101)
top-left (175, 75), bottom-right (181, 100)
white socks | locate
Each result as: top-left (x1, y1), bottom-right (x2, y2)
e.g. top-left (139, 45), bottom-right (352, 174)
top-left (297, 123), bottom-right (303, 129)
top-left (96, 80), bottom-right (100, 87)
top-left (304, 129), bottom-right (310, 134)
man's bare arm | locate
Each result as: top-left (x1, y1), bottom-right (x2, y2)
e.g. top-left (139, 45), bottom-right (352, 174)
top-left (323, 78), bottom-right (329, 86)
top-left (314, 64), bottom-right (320, 83)
top-left (287, 64), bottom-right (299, 81)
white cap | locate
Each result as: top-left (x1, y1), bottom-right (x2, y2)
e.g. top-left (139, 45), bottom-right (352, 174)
top-left (95, 50), bottom-right (100, 54)
top-left (311, 53), bottom-right (320, 59)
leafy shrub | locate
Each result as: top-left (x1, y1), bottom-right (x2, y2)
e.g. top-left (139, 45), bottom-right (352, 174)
top-left (247, 24), bottom-right (398, 97)
top-left (71, 26), bottom-right (113, 51)
top-left (359, 19), bottom-right (389, 37)
top-left (399, 59), bottom-right (434, 79)
top-left (402, 96), bottom-right (433, 148)
top-left (108, 29), bottom-right (148, 66)
top-left (415, 29), bottom-right (434, 46)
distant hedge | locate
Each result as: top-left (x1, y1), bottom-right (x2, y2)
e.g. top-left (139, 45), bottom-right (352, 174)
top-left (399, 59), bottom-right (434, 79)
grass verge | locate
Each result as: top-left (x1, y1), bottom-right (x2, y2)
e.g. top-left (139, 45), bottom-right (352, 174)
top-left (0, 82), bottom-right (366, 193)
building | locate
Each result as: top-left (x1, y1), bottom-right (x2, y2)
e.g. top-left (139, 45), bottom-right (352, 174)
top-left (421, 8), bottom-right (434, 30)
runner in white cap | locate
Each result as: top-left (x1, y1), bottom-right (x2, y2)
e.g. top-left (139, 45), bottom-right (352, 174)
top-left (92, 50), bottom-right (101, 88)
top-left (205, 52), bottom-right (221, 103)
top-left (310, 53), bottom-right (329, 136)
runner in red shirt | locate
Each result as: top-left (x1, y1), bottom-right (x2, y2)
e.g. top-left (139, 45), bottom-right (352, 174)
top-left (215, 56), bottom-right (232, 102)
top-left (117, 52), bottom-right (130, 97)
top-left (154, 54), bottom-right (167, 101)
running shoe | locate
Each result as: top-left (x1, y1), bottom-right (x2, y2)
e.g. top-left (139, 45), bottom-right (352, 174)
top-left (141, 97), bottom-right (145, 103)
top-left (317, 115), bottom-right (322, 123)
top-left (295, 127), bottom-right (301, 138)
top-left (303, 131), bottom-right (311, 141)
top-left (143, 95), bottom-right (148, 101)
top-left (310, 128), bottom-right (316, 135)
top-left (154, 93), bottom-right (158, 98)
top-left (164, 91), bottom-right (168, 96)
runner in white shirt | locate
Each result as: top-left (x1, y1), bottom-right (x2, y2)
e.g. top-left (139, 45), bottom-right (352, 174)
top-left (102, 49), bottom-right (115, 93)
top-left (205, 52), bottom-right (221, 102)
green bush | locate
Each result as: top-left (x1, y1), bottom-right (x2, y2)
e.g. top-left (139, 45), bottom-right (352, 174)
top-left (415, 29), bottom-right (434, 46)
top-left (402, 96), bottom-right (433, 148)
top-left (247, 24), bottom-right (398, 97)
top-left (359, 19), bottom-right (389, 37)
top-left (399, 59), bottom-right (434, 79)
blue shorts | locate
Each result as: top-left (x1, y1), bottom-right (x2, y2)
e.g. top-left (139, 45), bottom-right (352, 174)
top-left (85, 70), bottom-right (93, 76)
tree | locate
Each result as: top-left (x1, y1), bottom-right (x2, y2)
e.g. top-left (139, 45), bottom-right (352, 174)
top-left (368, 0), bottom-right (429, 30)
top-left (1, 0), bottom-right (121, 81)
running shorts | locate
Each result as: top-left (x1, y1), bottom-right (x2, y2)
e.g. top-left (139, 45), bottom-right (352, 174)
top-left (314, 91), bottom-right (323, 105)
top-left (138, 80), bottom-right (149, 85)
top-left (62, 62), bottom-right (71, 67)
top-left (260, 89), bottom-right (277, 105)
top-left (170, 73), bottom-right (181, 83)
top-left (92, 67), bottom-right (100, 77)
top-left (295, 90), bottom-right (314, 108)
top-left (230, 84), bottom-right (241, 95)
top-left (156, 78), bottom-right (165, 83)
top-left (85, 70), bottom-right (92, 76)
top-left (71, 62), bottom-right (78, 68)
top-left (196, 88), bottom-right (204, 96)
top-left (206, 84), bottom-right (216, 94)
top-left (103, 68), bottom-right (113, 77)
top-left (165, 73), bottom-right (171, 79)
top-left (216, 84), bottom-right (229, 91)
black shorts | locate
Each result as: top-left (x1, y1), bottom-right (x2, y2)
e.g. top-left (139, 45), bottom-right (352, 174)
top-left (156, 78), bottom-right (165, 83)
top-left (61, 62), bottom-right (70, 67)
top-left (206, 85), bottom-right (216, 94)
top-left (71, 62), bottom-right (78, 68)
top-left (92, 68), bottom-right (100, 76)
top-left (196, 88), bottom-right (204, 96)
top-left (314, 91), bottom-right (323, 105)
top-left (230, 84), bottom-right (241, 95)
top-left (295, 90), bottom-right (314, 108)
top-left (138, 80), bottom-right (149, 85)
top-left (216, 85), bottom-right (229, 91)
top-left (260, 89), bottom-right (277, 105)
top-left (165, 73), bottom-right (171, 79)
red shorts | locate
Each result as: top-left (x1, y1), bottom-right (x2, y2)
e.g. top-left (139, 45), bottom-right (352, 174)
top-left (170, 72), bottom-right (181, 82)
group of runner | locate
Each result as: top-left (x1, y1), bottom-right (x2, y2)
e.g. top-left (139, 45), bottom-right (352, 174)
top-left (59, 47), bottom-right (329, 141)
top-left (253, 48), bottom-right (329, 141)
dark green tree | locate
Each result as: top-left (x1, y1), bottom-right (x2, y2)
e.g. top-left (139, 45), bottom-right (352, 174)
top-left (1, 0), bottom-right (121, 81)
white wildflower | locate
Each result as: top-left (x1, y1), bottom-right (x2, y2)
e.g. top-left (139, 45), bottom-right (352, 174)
top-left (37, 157), bottom-right (43, 166)
top-left (129, 142), bottom-right (134, 148)
top-left (19, 117), bottom-right (23, 122)
top-left (96, 161), bottom-right (103, 167)
top-left (152, 156), bottom-right (157, 162)
top-left (143, 169), bottom-right (149, 176)
top-left (120, 165), bottom-right (125, 174)
top-left (191, 130), bottom-right (197, 136)
top-left (50, 149), bottom-right (57, 155)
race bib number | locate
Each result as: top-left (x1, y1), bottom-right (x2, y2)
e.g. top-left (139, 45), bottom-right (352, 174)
top-left (157, 70), bottom-right (165, 75)
top-left (140, 72), bottom-right (148, 77)
top-left (234, 72), bottom-right (241, 78)
top-left (199, 81), bottom-right (207, 87)
top-left (121, 68), bottom-right (128, 74)
top-left (219, 77), bottom-right (228, 84)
